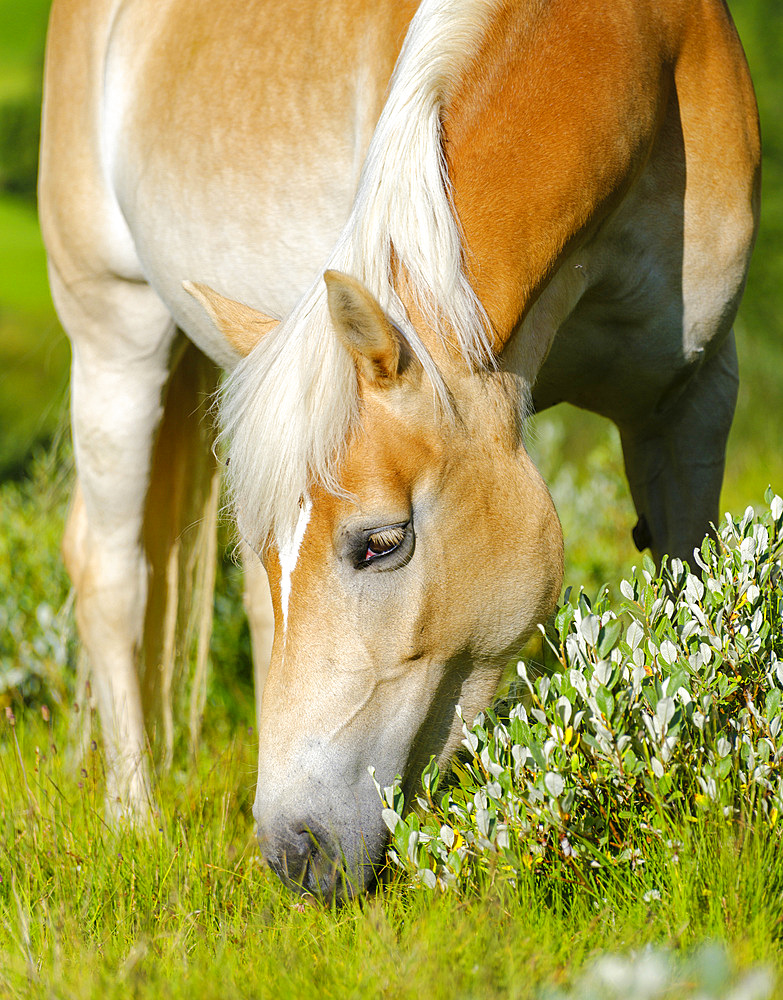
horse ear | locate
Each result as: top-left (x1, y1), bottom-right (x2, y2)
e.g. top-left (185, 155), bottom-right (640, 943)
top-left (183, 280), bottom-right (279, 357)
top-left (324, 270), bottom-right (413, 386)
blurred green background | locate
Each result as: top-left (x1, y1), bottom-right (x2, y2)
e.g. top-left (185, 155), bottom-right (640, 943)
top-left (0, 0), bottom-right (781, 601)
top-left (0, 0), bottom-right (66, 478)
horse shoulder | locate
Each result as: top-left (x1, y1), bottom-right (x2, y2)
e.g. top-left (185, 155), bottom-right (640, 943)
top-left (442, 0), bottom-right (757, 359)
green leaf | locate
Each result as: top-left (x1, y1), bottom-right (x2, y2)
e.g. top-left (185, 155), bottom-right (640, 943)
top-left (527, 740), bottom-right (546, 770)
top-left (382, 809), bottom-right (402, 834)
top-left (597, 619), bottom-right (623, 659)
top-left (715, 756), bottom-right (732, 780)
top-left (422, 757), bottom-right (440, 796)
top-left (555, 603), bottom-right (575, 638)
top-left (667, 665), bottom-right (687, 695)
top-left (595, 686), bottom-right (615, 722)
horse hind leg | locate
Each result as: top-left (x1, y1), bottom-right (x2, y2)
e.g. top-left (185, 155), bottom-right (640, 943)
top-left (619, 331), bottom-right (739, 565)
top-left (141, 343), bottom-right (221, 765)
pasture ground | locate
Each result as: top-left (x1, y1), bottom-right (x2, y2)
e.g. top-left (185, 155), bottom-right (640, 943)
top-left (2, 704), bottom-right (781, 1000)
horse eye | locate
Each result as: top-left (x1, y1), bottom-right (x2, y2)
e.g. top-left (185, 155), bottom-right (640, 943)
top-left (365, 525), bottom-right (406, 561)
top-left (346, 520), bottom-right (413, 572)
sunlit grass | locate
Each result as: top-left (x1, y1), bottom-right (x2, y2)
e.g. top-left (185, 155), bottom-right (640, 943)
top-left (1, 477), bottom-right (781, 998)
top-left (1, 702), bottom-right (781, 999)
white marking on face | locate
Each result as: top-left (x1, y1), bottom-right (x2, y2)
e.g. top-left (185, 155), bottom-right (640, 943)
top-left (277, 496), bottom-right (313, 637)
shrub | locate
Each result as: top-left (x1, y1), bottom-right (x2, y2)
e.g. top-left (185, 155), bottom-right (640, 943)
top-left (377, 491), bottom-right (783, 894)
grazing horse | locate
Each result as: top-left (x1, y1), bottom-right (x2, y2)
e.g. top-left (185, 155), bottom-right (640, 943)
top-left (39, 0), bottom-right (759, 897)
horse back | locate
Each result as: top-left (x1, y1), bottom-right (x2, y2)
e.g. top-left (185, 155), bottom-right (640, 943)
top-left (40, 0), bottom-right (759, 378)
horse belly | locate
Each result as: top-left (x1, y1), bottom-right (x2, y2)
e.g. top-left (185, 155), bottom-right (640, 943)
top-left (528, 99), bottom-right (756, 426)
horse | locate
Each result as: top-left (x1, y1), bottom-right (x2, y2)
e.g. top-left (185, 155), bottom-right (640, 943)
top-left (39, 0), bottom-right (759, 898)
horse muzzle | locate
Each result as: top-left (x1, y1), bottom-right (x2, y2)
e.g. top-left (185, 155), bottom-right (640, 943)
top-left (258, 823), bottom-right (372, 900)
top-left (253, 777), bottom-right (391, 901)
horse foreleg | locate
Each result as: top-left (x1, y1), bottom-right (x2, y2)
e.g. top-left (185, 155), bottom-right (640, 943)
top-left (618, 331), bottom-right (739, 565)
top-left (59, 276), bottom-right (178, 821)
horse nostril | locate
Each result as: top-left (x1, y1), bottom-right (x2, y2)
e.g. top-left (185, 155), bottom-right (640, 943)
top-left (292, 827), bottom-right (317, 852)
top-left (261, 821), bottom-right (349, 899)
top-left (277, 827), bottom-right (316, 884)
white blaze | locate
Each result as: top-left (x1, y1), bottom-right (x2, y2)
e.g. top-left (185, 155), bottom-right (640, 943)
top-left (277, 496), bottom-right (313, 637)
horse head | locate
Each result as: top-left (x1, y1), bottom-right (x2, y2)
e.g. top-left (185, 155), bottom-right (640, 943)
top-left (187, 271), bottom-right (562, 898)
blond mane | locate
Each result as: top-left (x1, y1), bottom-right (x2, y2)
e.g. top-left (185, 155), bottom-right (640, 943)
top-left (220, 0), bottom-right (497, 551)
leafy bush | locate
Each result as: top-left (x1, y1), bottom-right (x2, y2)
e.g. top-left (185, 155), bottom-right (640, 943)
top-left (377, 491), bottom-right (783, 894)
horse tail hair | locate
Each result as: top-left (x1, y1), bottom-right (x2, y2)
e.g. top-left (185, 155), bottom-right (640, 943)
top-left (141, 342), bottom-right (221, 766)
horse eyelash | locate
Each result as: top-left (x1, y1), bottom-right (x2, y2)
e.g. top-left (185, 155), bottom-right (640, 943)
top-left (367, 526), bottom-right (406, 552)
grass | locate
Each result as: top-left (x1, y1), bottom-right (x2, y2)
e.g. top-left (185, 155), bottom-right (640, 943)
top-left (1, 705), bottom-right (781, 999)
top-left (1, 479), bottom-right (781, 998)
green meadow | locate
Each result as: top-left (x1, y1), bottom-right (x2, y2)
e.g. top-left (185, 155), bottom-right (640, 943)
top-left (1, 1), bottom-right (783, 996)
